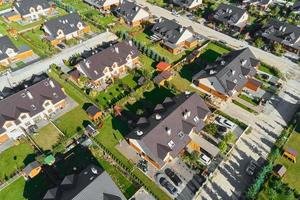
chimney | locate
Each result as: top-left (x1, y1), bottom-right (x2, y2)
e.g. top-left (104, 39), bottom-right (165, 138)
top-left (179, 27), bottom-right (184, 33)
top-left (26, 91), bottom-right (33, 99)
top-left (49, 80), bottom-right (55, 88)
top-left (165, 127), bottom-right (171, 135)
top-left (129, 40), bottom-right (133, 46)
top-left (115, 47), bottom-right (119, 54)
top-left (155, 113), bottom-right (162, 120)
top-left (86, 61), bottom-right (90, 69)
top-left (135, 6), bottom-right (139, 11)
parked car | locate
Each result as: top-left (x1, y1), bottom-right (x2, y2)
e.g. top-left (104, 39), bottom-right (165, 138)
top-left (217, 125), bottom-right (228, 136)
top-left (57, 43), bottom-right (65, 49)
top-left (215, 116), bottom-right (236, 129)
top-left (199, 154), bottom-right (211, 166)
top-left (246, 159), bottom-right (258, 176)
top-left (156, 173), bottom-right (177, 195)
top-left (164, 168), bottom-right (182, 186)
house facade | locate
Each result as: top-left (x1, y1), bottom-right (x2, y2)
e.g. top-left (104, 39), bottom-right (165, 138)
top-left (118, 0), bottom-right (150, 27)
top-left (173, 0), bottom-right (202, 10)
top-left (261, 19), bottom-right (300, 55)
top-left (192, 48), bottom-right (259, 101)
top-left (0, 36), bottom-right (33, 67)
top-left (242, 0), bottom-right (273, 10)
top-left (8, 0), bottom-right (52, 22)
top-left (77, 41), bottom-right (140, 85)
top-left (126, 93), bottom-right (211, 169)
top-left (213, 3), bottom-right (248, 31)
top-left (151, 18), bottom-right (198, 54)
top-left (83, 0), bottom-right (120, 10)
top-left (43, 13), bottom-right (90, 46)
top-left (0, 78), bottom-right (66, 146)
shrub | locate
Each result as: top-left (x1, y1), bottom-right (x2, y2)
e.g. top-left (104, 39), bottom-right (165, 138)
top-left (203, 123), bottom-right (218, 136)
top-left (218, 141), bottom-right (228, 154)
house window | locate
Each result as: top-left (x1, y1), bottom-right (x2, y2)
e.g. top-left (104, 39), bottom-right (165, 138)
top-left (20, 114), bottom-right (27, 120)
top-left (44, 102), bottom-right (50, 107)
top-left (194, 116), bottom-right (199, 123)
top-left (168, 140), bottom-right (175, 149)
top-left (31, 104), bottom-right (37, 110)
top-left (5, 122), bottom-right (13, 129)
top-left (178, 131), bottom-right (184, 138)
top-left (25, 121), bottom-right (31, 126)
top-left (53, 93), bottom-right (58, 98)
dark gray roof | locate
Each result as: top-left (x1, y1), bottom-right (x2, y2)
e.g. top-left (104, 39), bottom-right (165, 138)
top-left (262, 19), bottom-right (300, 50)
top-left (43, 165), bottom-right (126, 200)
top-left (78, 41), bottom-right (140, 81)
top-left (83, 0), bottom-right (108, 9)
top-left (44, 13), bottom-right (86, 38)
top-left (153, 71), bottom-right (173, 84)
top-left (292, 0), bottom-right (300, 11)
top-left (173, 0), bottom-right (198, 8)
top-left (23, 161), bottom-right (41, 175)
top-left (0, 36), bottom-right (19, 61)
top-left (119, 0), bottom-right (147, 22)
top-left (14, 0), bottom-right (51, 16)
top-left (151, 17), bottom-right (190, 44)
top-left (86, 105), bottom-right (101, 116)
top-left (0, 78), bottom-right (66, 130)
top-left (193, 48), bottom-right (258, 96)
top-left (126, 93), bottom-right (211, 166)
top-left (214, 3), bottom-right (246, 27)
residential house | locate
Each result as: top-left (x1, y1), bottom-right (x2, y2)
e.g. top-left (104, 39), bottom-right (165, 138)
top-left (0, 78), bottom-right (66, 147)
top-left (242, 0), bottom-right (273, 10)
top-left (151, 18), bottom-right (197, 54)
top-left (76, 41), bottom-right (140, 85)
top-left (43, 165), bottom-right (126, 200)
top-left (192, 48), bottom-right (259, 101)
top-left (85, 105), bottom-right (102, 121)
top-left (213, 3), bottom-right (248, 31)
top-left (22, 161), bottom-right (42, 179)
top-left (153, 70), bottom-right (174, 86)
top-left (0, 36), bottom-right (33, 67)
top-left (43, 13), bottom-right (90, 46)
top-left (172, 0), bottom-right (202, 10)
top-left (126, 92), bottom-right (211, 169)
top-left (261, 19), bottom-right (300, 54)
top-left (292, 0), bottom-right (300, 14)
top-left (118, 0), bottom-right (150, 27)
top-left (7, 0), bottom-right (52, 22)
top-left (83, 0), bottom-right (120, 10)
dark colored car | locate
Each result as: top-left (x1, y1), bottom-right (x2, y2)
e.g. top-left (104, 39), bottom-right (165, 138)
top-left (57, 43), bottom-right (65, 49)
top-left (165, 168), bottom-right (182, 186)
top-left (156, 173), bottom-right (177, 195)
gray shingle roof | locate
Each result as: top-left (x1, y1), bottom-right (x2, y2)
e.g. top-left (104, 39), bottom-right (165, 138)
top-left (292, 0), bottom-right (300, 11)
top-left (83, 0), bottom-right (108, 9)
top-left (43, 165), bottom-right (126, 200)
top-left (78, 41), bottom-right (140, 81)
top-left (173, 0), bottom-right (198, 8)
top-left (0, 36), bottom-right (19, 61)
top-left (126, 93), bottom-right (211, 166)
top-left (262, 19), bottom-right (300, 50)
top-left (193, 48), bottom-right (258, 96)
top-left (151, 17), bottom-right (190, 44)
top-left (119, 0), bottom-right (147, 22)
top-left (214, 3), bottom-right (246, 26)
top-left (0, 78), bottom-right (66, 130)
top-left (44, 13), bottom-right (86, 38)
top-left (23, 161), bottom-right (41, 175)
top-left (14, 0), bottom-right (51, 16)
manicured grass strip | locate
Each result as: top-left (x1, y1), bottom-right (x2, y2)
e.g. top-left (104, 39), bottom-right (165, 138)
top-left (232, 100), bottom-right (256, 113)
top-left (0, 141), bottom-right (35, 182)
top-left (239, 94), bottom-right (259, 106)
top-left (258, 64), bottom-right (281, 78)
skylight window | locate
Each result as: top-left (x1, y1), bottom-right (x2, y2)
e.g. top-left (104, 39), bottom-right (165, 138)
top-left (168, 140), bottom-right (175, 149)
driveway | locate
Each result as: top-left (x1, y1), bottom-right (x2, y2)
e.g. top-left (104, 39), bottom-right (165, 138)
top-left (0, 31), bottom-right (118, 90)
top-left (196, 84), bottom-right (300, 199)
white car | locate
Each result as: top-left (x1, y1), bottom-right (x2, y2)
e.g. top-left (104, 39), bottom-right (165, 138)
top-left (215, 116), bottom-right (236, 129)
top-left (199, 154), bottom-right (211, 166)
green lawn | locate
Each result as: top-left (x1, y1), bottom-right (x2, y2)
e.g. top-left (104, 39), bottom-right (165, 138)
top-left (33, 124), bottom-right (61, 151)
top-left (54, 106), bottom-right (91, 138)
top-left (275, 130), bottom-right (300, 191)
top-left (0, 3), bottom-right (11, 11)
top-left (238, 94), bottom-right (259, 106)
top-left (140, 54), bottom-right (156, 73)
top-left (0, 141), bottom-right (35, 182)
top-left (180, 42), bottom-right (230, 81)
top-left (147, 0), bottom-right (167, 7)
top-left (232, 100), bottom-right (256, 113)
top-left (258, 64), bottom-right (281, 78)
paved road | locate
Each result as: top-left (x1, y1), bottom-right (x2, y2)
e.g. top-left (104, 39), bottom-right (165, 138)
top-left (0, 31), bottom-right (118, 90)
top-left (136, 0), bottom-right (299, 76)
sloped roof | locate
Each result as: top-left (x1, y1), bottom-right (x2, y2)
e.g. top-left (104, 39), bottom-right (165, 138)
top-left (23, 161), bottom-right (41, 175)
top-left (0, 36), bottom-right (19, 61)
top-left (214, 3), bottom-right (247, 27)
top-left (193, 48), bottom-right (258, 96)
top-left (14, 0), bottom-right (51, 16)
top-left (262, 19), bottom-right (300, 50)
top-left (151, 17), bottom-right (192, 44)
top-left (173, 0), bottom-right (199, 7)
top-left (86, 105), bottom-right (101, 116)
top-left (126, 93), bottom-right (211, 166)
top-left (78, 41), bottom-right (139, 81)
top-left (292, 0), bottom-right (300, 11)
top-left (44, 13), bottom-right (86, 38)
top-left (83, 0), bottom-right (109, 9)
top-left (119, 0), bottom-right (148, 22)
top-left (0, 78), bottom-right (66, 129)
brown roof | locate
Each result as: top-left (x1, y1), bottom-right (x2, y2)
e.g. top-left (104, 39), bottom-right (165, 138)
top-left (0, 78), bottom-right (66, 130)
top-left (127, 93), bottom-right (211, 166)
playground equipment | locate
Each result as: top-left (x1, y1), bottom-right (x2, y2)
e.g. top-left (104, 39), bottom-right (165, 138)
top-left (283, 148), bottom-right (298, 163)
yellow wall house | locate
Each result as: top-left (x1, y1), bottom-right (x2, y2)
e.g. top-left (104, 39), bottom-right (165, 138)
top-left (22, 161), bottom-right (42, 179)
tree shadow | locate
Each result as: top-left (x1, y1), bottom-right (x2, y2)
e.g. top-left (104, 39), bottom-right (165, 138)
top-left (82, 103), bottom-right (93, 111)
top-left (23, 153), bottom-right (37, 166)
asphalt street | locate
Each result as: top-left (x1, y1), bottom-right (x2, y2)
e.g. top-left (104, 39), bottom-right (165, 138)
top-left (0, 31), bottom-right (118, 90)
